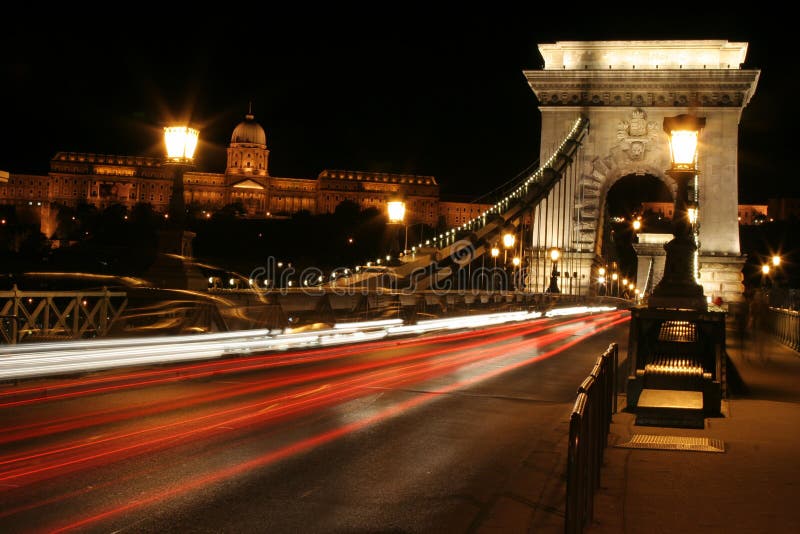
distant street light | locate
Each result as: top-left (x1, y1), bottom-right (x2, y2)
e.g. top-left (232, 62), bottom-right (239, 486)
top-left (502, 232), bottom-right (516, 265)
top-left (772, 255), bottom-right (781, 267)
top-left (632, 219), bottom-right (642, 231)
top-left (547, 247), bottom-right (561, 293)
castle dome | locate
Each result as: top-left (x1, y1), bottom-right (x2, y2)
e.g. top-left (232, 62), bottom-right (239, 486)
top-left (231, 112), bottom-right (266, 146)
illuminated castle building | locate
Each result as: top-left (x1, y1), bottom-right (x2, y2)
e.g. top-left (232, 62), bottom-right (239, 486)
top-left (0, 111), bottom-right (490, 236)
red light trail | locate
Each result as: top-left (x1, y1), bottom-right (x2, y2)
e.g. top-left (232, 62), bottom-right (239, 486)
top-left (0, 311), bottom-right (628, 532)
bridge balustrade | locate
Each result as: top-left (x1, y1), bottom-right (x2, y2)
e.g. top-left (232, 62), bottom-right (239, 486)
top-left (767, 307), bottom-right (800, 352)
top-left (0, 285), bottom-right (127, 344)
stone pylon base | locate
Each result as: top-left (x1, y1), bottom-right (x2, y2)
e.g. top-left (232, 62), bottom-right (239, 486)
top-left (699, 255), bottom-right (747, 304)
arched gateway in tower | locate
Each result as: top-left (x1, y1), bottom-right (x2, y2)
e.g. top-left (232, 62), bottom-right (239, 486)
top-left (525, 40), bottom-right (759, 303)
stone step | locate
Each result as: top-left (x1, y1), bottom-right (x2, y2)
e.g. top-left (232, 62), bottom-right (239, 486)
top-left (635, 388), bottom-right (705, 429)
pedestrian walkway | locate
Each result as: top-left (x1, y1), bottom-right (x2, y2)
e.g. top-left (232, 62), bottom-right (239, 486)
top-left (585, 329), bottom-right (800, 533)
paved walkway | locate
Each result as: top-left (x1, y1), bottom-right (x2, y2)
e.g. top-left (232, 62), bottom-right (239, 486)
top-left (585, 328), bottom-right (800, 533)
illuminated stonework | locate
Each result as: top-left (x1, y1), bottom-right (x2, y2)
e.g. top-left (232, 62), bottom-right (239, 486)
top-left (539, 40), bottom-right (748, 70)
top-left (526, 40), bottom-right (760, 302)
top-left (0, 110), bottom-right (453, 232)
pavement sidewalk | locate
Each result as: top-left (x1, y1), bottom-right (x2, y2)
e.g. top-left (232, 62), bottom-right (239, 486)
top-left (586, 329), bottom-right (800, 533)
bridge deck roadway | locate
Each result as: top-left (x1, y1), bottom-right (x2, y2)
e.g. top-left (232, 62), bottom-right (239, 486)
top-left (0, 312), bottom-right (626, 532)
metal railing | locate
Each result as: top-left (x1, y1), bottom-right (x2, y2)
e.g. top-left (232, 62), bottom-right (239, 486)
top-left (0, 285), bottom-right (127, 344)
top-left (565, 342), bottom-right (618, 534)
top-left (767, 307), bottom-right (800, 352)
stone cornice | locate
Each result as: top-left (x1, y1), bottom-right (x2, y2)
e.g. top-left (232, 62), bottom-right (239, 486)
top-left (539, 40), bottom-right (748, 70)
top-left (525, 69), bottom-right (760, 108)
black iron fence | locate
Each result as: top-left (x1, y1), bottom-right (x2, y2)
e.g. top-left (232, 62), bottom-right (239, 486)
top-left (565, 342), bottom-right (618, 534)
top-left (767, 307), bottom-right (800, 352)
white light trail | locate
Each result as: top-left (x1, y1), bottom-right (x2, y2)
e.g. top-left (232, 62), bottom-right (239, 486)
top-left (0, 307), bottom-right (614, 381)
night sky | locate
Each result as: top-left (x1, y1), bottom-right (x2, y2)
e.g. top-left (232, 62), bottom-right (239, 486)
top-left (0, 11), bottom-right (791, 204)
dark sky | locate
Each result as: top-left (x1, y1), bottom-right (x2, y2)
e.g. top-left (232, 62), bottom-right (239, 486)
top-left (0, 11), bottom-right (791, 203)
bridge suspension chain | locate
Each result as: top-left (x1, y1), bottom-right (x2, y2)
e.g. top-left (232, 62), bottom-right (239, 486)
top-left (393, 116), bottom-right (590, 289)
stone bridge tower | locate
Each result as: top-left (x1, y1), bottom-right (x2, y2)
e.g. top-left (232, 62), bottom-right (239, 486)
top-left (525, 40), bottom-right (759, 303)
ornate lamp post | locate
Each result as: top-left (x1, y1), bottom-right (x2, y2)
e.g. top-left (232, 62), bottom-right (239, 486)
top-left (648, 114), bottom-right (707, 310)
top-left (163, 125), bottom-right (199, 256)
top-left (145, 124), bottom-right (205, 290)
top-left (547, 246), bottom-right (561, 293)
top-left (387, 200), bottom-right (407, 254)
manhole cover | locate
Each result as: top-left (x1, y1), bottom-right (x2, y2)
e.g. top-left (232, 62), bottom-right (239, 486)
top-left (617, 434), bottom-right (724, 453)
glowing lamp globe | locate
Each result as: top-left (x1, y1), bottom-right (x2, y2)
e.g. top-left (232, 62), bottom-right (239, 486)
top-left (549, 247), bottom-right (561, 262)
top-left (663, 115), bottom-right (705, 171)
top-left (164, 126), bottom-right (199, 162)
top-left (502, 233), bottom-right (515, 249)
top-left (387, 201), bottom-right (406, 223)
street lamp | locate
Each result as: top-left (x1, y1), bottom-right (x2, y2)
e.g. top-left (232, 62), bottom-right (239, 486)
top-left (772, 255), bottom-right (781, 267)
top-left (547, 246), bottom-right (561, 293)
top-left (761, 263), bottom-right (771, 288)
top-left (648, 114), bottom-right (707, 310)
top-left (512, 256), bottom-right (521, 290)
top-left (502, 232), bottom-right (516, 265)
top-left (164, 126), bottom-right (199, 226)
top-left (489, 245), bottom-right (501, 291)
top-left (597, 266), bottom-right (606, 295)
top-left (612, 272), bottom-right (619, 296)
top-left (632, 219), bottom-right (642, 231)
top-left (387, 200), bottom-right (407, 253)
top-left (146, 123), bottom-right (203, 282)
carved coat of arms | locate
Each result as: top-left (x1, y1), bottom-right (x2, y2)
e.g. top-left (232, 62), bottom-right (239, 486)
top-left (617, 108), bottom-right (658, 161)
